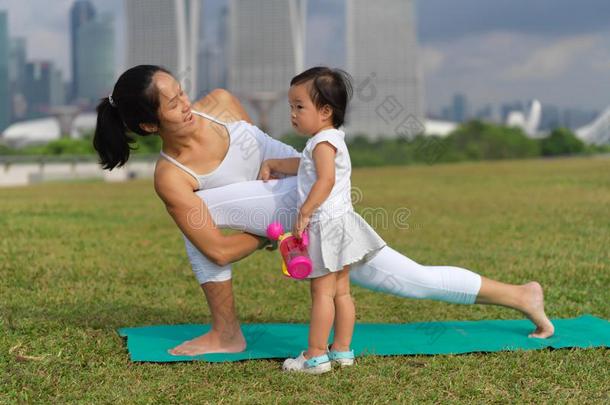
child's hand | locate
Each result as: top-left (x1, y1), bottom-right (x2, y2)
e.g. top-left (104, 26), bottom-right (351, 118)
top-left (257, 160), bottom-right (276, 182)
top-left (293, 212), bottom-right (310, 239)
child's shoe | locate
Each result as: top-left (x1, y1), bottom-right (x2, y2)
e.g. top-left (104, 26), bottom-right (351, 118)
top-left (282, 351), bottom-right (331, 374)
top-left (328, 347), bottom-right (355, 367)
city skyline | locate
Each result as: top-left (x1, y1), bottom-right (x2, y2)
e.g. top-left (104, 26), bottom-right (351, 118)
top-left (0, 0), bottom-right (609, 113)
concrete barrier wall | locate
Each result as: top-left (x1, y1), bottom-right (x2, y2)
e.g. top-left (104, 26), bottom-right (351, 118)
top-left (0, 160), bottom-right (156, 187)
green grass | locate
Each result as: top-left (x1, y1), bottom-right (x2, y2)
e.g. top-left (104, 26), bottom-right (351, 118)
top-left (1, 157), bottom-right (609, 404)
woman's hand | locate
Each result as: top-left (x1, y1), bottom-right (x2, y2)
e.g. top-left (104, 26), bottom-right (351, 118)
top-left (293, 210), bottom-right (311, 239)
top-left (257, 159), bottom-right (278, 182)
top-left (258, 158), bottom-right (301, 181)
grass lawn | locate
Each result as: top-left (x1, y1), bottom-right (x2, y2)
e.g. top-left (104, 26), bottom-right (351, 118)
top-left (1, 157), bottom-right (609, 404)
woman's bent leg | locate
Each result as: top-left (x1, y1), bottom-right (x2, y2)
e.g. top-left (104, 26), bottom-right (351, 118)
top-left (169, 178), bottom-right (300, 355)
top-left (168, 279), bottom-right (246, 356)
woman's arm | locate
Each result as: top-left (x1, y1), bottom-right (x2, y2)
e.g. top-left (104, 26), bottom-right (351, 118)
top-left (154, 166), bottom-right (263, 266)
top-left (258, 157), bottom-right (301, 181)
top-left (269, 158), bottom-right (301, 174)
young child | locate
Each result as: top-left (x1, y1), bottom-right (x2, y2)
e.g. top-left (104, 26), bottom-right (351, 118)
top-left (258, 67), bottom-right (386, 374)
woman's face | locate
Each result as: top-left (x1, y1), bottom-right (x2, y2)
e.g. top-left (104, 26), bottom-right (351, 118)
top-left (153, 72), bottom-right (196, 133)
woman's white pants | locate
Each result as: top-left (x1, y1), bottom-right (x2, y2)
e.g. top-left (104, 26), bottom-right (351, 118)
top-left (183, 177), bottom-right (482, 305)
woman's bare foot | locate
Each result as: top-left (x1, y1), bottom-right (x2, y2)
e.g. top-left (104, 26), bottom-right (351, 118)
top-left (169, 328), bottom-right (246, 356)
top-left (519, 281), bottom-right (555, 338)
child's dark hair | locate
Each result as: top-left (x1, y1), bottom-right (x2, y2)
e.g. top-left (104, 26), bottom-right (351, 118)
top-left (290, 66), bottom-right (353, 128)
top-left (93, 64), bottom-right (171, 170)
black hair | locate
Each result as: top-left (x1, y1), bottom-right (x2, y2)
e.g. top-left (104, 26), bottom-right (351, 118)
top-left (93, 64), bottom-right (171, 170)
top-left (290, 66), bottom-right (353, 128)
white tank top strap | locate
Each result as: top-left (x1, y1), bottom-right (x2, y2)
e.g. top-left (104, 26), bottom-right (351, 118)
top-left (192, 110), bottom-right (227, 127)
top-left (159, 150), bottom-right (203, 189)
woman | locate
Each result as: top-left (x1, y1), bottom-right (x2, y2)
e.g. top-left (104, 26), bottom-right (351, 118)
top-left (94, 65), bottom-right (554, 356)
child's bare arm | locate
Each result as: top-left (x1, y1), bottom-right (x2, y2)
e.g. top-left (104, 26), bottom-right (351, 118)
top-left (294, 142), bottom-right (336, 237)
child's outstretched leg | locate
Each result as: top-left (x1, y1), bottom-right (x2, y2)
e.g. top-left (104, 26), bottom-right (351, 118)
top-left (329, 266), bottom-right (356, 366)
top-left (282, 273), bottom-right (335, 374)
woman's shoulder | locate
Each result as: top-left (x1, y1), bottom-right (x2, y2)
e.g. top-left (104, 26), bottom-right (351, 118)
top-left (153, 158), bottom-right (199, 201)
top-left (192, 88), bottom-right (232, 109)
top-left (192, 88), bottom-right (247, 124)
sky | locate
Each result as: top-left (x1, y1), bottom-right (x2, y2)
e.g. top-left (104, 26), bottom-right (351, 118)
top-left (1, 0), bottom-right (609, 114)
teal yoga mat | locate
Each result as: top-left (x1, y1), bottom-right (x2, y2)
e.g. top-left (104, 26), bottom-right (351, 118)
top-left (118, 314), bottom-right (609, 363)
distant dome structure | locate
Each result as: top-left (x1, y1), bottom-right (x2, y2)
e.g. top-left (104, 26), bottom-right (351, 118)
top-left (505, 99), bottom-right (542, 138)
top-left (576, 106), bottom-right (610, 145)
top-left (424, 119), bottom-right (457, 137)
top-left (1, 113), bottom-right (97, 148)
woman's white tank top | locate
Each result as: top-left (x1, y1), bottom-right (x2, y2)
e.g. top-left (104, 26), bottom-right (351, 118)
top-left (159, 110), bottom-right (300, 190)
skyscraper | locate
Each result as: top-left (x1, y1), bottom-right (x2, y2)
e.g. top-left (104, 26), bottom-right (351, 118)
top-left (70, 0), bottom-right (96, 101)
top-left (9, 37), bottom-right (27, 121)
top-left (199, 43), bottom-right (223, 95)
top-left (228, 0), bottom-right (306, 137)
top-left (451, 93), bottom-right (468, 123)
top-left (346, 0), bottom-right (424, 139)
top-left (198, 4), bottom-right (228, 94)
top-left (9, 38), bottom-right (26, 93)
top-left (24, 62), bottom-right (64, 118)
top-left (0, 11), bottom-right (10, 131)
top-left (125, 0), bottom-right (200, 97)
top-left (76, 13), bottom-right (115, 105)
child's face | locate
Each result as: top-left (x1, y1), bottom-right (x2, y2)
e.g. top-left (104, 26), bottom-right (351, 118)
top-left (288, 82), bottom-right (333, 136)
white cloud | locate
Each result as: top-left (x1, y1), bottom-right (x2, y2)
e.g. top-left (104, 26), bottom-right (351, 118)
top-left (422, 30), bottom-right (610, 111)
top-left (503, 35), bottom-right (598, 80)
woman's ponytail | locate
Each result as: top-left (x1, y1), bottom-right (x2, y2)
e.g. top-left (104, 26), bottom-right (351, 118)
top-left (92, 65), bottom-right (170, 170)
top-left (93, 97), bottom-right (135, 170)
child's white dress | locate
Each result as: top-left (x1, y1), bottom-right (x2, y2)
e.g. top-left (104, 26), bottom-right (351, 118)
top-left (297, 128), bottom-right (386, 278)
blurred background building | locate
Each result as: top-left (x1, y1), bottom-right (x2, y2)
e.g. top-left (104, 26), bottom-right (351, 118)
top-left (227, 0), bottom-right (306, 137)
top-left (8, 37), bottom-right (27, 122)
top-left (23, 62), bottom-right (65, 118)
top-left (198, 4), bottom-right (228, 95)
top-left (125, 0), bottom-right (200, 98)
top-left (0, 11), bottom-right (9, 131)
top-left (70, 0), bottom-right (96, 102)
top-left (346, 0), bottom-right (424, 140)
top-left (75, 12), bottom-right (115, 106)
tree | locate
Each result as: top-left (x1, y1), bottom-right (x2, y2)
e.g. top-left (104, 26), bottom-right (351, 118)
top-left (540, 128), bottom-right (585, 156)
top-left (444, 120), bottom-right (540, 161)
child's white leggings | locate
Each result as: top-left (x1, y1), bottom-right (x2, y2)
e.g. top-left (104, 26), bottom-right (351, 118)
top-left (182, 177), bottom-right (482, 305)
